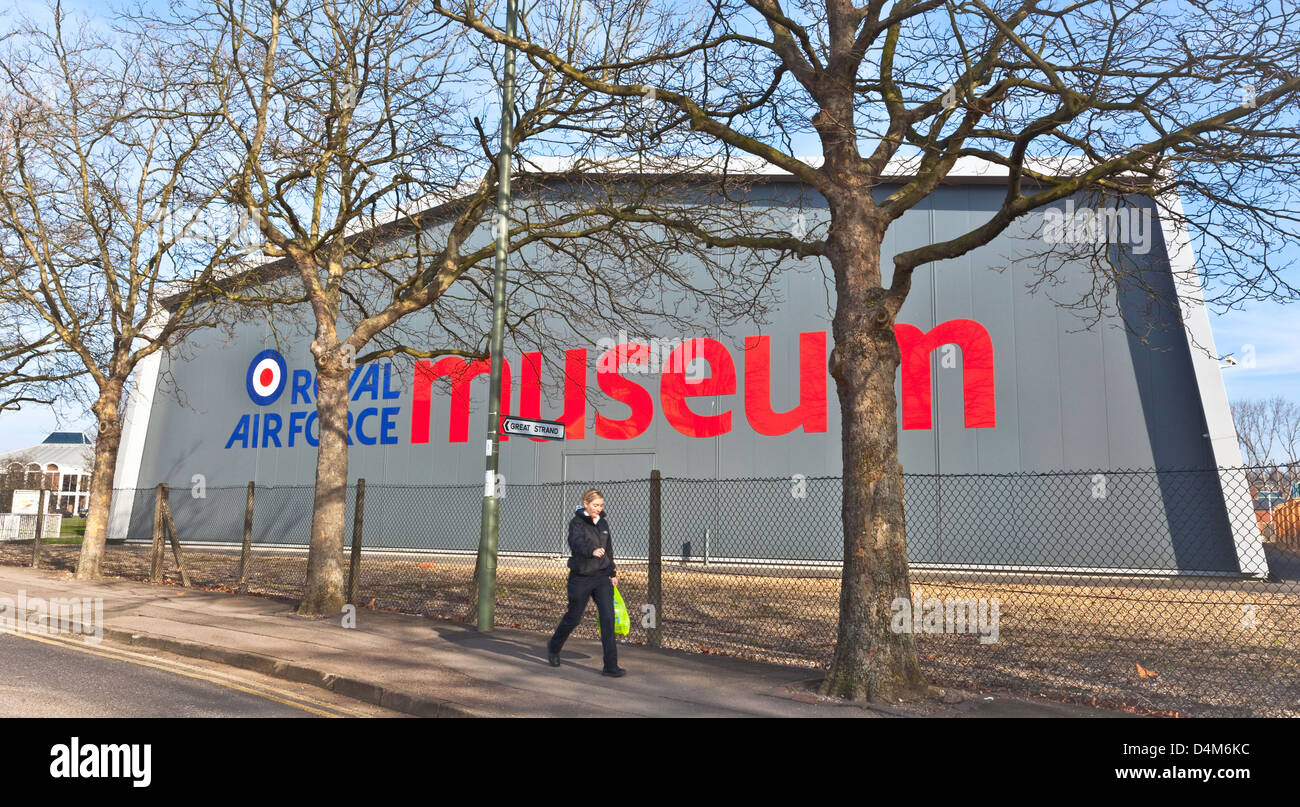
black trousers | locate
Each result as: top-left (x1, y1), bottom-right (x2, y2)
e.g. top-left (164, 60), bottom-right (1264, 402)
top-left (548, 572), bottom-right (618, 671)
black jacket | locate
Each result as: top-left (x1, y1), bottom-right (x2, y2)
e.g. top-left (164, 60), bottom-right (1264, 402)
top-left (567, 506), bottom-right (616, 577)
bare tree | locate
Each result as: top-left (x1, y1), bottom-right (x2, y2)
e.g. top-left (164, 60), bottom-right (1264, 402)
top-left (1232, 396), bottom-right (1300, 493)
top-left (0, 305), bottom-right (83, 414)
top-left (439, 0), bottom-right (1300, 701)
top-left (170, 0), bottom-right (783, 616)
top-left (0, 162), bottom-right (84, 416)
top-left (0, 3), bottom-right (249, 578)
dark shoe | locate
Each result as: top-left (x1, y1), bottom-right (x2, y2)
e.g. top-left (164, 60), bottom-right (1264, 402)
top-left (601, 667), bottom-right (626, 677)
top-left (547, 650), bottom-right (561, 667)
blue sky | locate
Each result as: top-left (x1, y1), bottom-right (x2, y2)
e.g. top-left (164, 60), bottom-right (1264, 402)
top-left (1202, 299), bottom-right (1300, 399)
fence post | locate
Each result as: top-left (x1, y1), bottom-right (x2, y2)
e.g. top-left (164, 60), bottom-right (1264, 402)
top-left (647, 469), bottom-right (662, 648)
top-left (30, 489), bottom-right (47, 568)
top-left (237, 481), bottom-right (255, 594)
top-left (159, 484), bottom-right (191, 588)
top-left (150, 484), bottom-right (166, 583)
top-left (347, 478), bottom-right (365, 606)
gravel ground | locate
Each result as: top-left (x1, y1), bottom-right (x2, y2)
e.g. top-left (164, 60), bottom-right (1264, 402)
top-left (5, 540), bottom-right (1297, 717)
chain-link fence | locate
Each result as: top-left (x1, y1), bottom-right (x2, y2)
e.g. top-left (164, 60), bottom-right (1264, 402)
top-left (3, 465), bottom-right (1297, 716)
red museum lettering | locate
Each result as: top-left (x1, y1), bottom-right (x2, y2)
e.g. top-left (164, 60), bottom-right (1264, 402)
top-left (408, 322), bottom-right (996, 443)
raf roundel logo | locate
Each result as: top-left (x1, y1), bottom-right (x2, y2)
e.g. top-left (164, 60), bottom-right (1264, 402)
top-left (246, 349), bottom-right (288, 406)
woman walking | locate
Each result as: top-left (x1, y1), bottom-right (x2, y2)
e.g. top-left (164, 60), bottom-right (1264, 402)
top-left (546, 488), bottom-right (626, 676)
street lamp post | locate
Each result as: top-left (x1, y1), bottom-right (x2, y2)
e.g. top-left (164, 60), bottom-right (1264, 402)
top-left (476, 0), bottom-right (519, 632)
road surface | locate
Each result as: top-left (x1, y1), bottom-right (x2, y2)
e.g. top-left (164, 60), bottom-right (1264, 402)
top-left (0, 629), bottom-right (406, 718)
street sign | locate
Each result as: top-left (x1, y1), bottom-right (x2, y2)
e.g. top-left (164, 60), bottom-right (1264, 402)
top-left (11, 490), bottom-right (40, 515)
top-left (500, 416), bottom-right (566, 441)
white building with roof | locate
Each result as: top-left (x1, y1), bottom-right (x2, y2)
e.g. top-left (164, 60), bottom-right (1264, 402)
top-left (0, 432), bottom-right (94, 516)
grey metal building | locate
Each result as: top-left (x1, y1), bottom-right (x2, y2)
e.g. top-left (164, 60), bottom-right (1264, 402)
top-left (107, 165), bottom-right (1267, 577)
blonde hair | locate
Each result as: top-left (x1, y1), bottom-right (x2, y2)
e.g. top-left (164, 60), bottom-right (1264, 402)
top-left (582, 488), bottom-right (604, 505)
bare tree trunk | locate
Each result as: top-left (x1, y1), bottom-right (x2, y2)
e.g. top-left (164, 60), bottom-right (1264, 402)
top-left (818, 211), bottom-right (927, 702)
top-left (297, 362), bottom-right (350, 616)
top-left (75, 382), bottom-right (124, 580)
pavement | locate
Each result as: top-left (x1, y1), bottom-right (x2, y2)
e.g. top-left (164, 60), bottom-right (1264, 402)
top-left (0, 564), bottom-right (1122, 718)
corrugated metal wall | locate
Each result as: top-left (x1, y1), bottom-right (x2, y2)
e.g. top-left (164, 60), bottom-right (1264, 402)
top-left (124, 181), bottom-right (1241, 572)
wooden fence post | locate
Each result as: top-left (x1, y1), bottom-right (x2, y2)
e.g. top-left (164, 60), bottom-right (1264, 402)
top-left (30, 489), bottom-right (47, 568)
top-left (237, 481), bottom-right (255, 594)
top-left (647, 469), bottom-right (662, 648)
top-left (158, 484), bottom-right (191, 588)
top-left (150, 484), bottom-right (166, 583)
top-left (347, 478), bottom-right (365, 606)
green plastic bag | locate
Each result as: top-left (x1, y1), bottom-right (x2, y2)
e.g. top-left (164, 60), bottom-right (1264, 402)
top-left (597, 586), bottom-right (631, 637)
